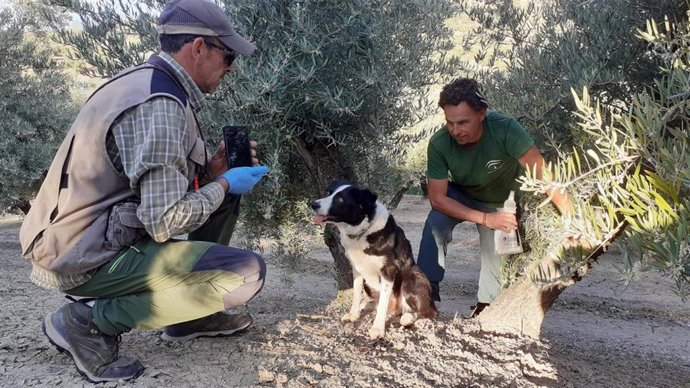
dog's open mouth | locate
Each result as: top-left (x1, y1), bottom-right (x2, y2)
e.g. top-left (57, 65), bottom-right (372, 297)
top-left (313, 214), bottom-right (333, 225)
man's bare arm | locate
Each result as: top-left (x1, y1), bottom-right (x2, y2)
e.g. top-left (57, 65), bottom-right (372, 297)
top-left (427, 178), bottom-right (517, 232)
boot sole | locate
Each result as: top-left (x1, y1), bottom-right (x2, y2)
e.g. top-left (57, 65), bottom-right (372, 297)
top-left (42, 312), bottom-right (142, 383)
top-left (160, 320), bottom-right (252, 342)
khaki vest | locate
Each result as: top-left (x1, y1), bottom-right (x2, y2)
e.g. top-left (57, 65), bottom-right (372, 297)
top-left (19, 56), bottom-right (206, 290)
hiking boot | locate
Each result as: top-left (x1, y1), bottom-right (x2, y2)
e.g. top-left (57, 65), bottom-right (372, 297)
top-left (430, 281), bottom-right (441, 303)
top-left (161, 311), bottom-right (253, 342)
top-left (470, 302), bottom-right (490, 318)
top-left (42, 302), bottom-right (143, 383)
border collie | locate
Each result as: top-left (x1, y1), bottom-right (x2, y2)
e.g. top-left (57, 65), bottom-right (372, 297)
top-left (310, 181), bottom-right (437, 339)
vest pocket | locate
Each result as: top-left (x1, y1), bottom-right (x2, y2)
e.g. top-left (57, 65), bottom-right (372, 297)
top-left (104, 202), bottom-right (147, 251)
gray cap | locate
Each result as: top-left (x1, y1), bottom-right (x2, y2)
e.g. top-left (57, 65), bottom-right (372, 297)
top-left (157, 0), bottom-right (255, 55)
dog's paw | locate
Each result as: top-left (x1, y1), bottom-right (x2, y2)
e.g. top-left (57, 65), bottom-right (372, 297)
top-left (400, 313), bottom-right (417, 327)
top-left (341, 312), bottom-right (360, 322)
top-left (368, 326), bottom-right (385, 340)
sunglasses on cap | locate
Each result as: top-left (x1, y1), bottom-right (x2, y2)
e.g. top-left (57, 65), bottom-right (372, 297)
top-left (203, 39), bottom-right (237, 67)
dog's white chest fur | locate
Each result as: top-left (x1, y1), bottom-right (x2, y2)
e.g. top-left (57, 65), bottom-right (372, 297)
top-left (338, 203), bottom-right (390, 291)
top-left (341, 237), bottom-right (386, 290)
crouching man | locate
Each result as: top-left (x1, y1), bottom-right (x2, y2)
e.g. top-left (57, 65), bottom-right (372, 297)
top-left (19, 0), bottom-right (268, 383)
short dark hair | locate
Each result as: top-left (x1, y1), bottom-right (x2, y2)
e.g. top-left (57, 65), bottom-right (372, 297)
top-left (159, 34), bottom-right (199, 54)
top-left (438, 78), bottom-right (488, 111)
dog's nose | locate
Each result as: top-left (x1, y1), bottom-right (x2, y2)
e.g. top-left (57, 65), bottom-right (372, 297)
top-left (309, 201), bottom-right (320, 210)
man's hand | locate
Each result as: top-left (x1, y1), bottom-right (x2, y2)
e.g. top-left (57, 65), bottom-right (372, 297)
top-left (485, 212), bottom-right (518, 233)
top-left (207, 140), bottom-right (260, 181)
top-left (217, 165), bottom-right (269, 194)
top-left (207, 141), bottom-right (228, 180)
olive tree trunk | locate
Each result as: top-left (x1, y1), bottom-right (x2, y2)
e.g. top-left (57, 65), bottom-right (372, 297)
top-left (478, 222), bottom-right (628, 338)
top-left (477, 260), bottom-right (567, 338)
top-left (324, 224), bottom-right (353, 290)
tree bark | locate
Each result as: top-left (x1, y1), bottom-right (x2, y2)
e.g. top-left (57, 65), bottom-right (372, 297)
top-left (477, 261), bottom-right (566, 338)
top-left (387, 179), bottom-right (414, 210)
top-left (324, 224), bottom-right (353, 290)
top-left (293, 137), bottom-right (327, 194)
top-left (419, 173), bottom-right (428, 198)
top-left (479, 221), bottom-right (628, 338)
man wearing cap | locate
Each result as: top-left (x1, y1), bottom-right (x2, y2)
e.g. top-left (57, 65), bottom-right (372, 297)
top-left (19, 0), bottom-right (267, 383)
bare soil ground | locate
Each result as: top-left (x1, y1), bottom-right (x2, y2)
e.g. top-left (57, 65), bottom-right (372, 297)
top-left (1, 195), bottom-right (689, 387)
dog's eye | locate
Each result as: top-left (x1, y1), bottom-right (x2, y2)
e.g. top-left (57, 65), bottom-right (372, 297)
top-left (335, 197), bottom-right (344, 203)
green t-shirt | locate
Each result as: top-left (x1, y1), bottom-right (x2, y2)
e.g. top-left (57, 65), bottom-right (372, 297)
top-left (427, 110), bottom-right (534, 208)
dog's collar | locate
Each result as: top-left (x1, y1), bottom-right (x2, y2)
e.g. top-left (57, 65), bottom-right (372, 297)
top-left (346, 220), bottom-right (374, 240)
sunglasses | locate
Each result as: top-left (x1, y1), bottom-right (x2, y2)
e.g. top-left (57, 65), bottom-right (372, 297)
top-left (204, 40), bottom-right (237, 67)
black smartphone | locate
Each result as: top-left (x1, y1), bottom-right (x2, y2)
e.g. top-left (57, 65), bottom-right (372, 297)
top-left (222, 125), bottom-right (252, 169)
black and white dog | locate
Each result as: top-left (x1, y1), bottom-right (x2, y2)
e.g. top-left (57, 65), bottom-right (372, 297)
top-left (310, 181), bottom-right (437, 340)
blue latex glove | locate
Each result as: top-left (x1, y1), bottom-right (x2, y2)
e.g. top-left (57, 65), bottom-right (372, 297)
top-left (218, 166), bottom-right (269, 194)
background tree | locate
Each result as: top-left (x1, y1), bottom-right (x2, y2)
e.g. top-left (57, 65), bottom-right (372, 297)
top-left (452, 0), bottom-right (690, 336)
top-left (0, 1), bottom-right (77, 214)
top-left (45, 0), bottom-right (456, 288)
top-left (457, 0), bottom-right (686, 153)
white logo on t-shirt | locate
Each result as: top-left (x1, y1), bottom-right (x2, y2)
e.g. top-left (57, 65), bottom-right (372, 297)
top-left (486, 160), bottom-right (504, 173)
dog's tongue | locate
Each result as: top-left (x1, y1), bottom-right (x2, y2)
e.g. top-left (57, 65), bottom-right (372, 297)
top-left (313, 214), bottom-right (327, 225)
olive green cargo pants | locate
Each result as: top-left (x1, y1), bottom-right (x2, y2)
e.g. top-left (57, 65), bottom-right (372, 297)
top-left (66, 195), bottom-right (266, 336)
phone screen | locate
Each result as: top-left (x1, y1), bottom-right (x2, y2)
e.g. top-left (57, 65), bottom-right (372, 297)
top-left (222, 126), bottom-right (252, 169)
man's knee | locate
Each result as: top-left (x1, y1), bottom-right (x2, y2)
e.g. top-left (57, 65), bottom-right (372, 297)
top-left (219, 251), bottom-right (266, 308)
top-left (245, 251), bottom-right (266, 286)
top-left (245, 253), bottom-right (266, 294)
top-left (425, 208), bottom-right (455, 228)
top-left (424, 209), bottom-right (456, 243)
top-left (193, 245), bottom-right (266, 281)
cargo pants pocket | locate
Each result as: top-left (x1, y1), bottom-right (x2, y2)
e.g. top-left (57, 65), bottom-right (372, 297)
top-left (104, 201), bottom-right (147, 251)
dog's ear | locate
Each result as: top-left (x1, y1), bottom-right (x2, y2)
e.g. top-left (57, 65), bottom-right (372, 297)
top-left (360, 188), bottom-right (378, 203)
top-left (357, 188), bottom-right (378, 214)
